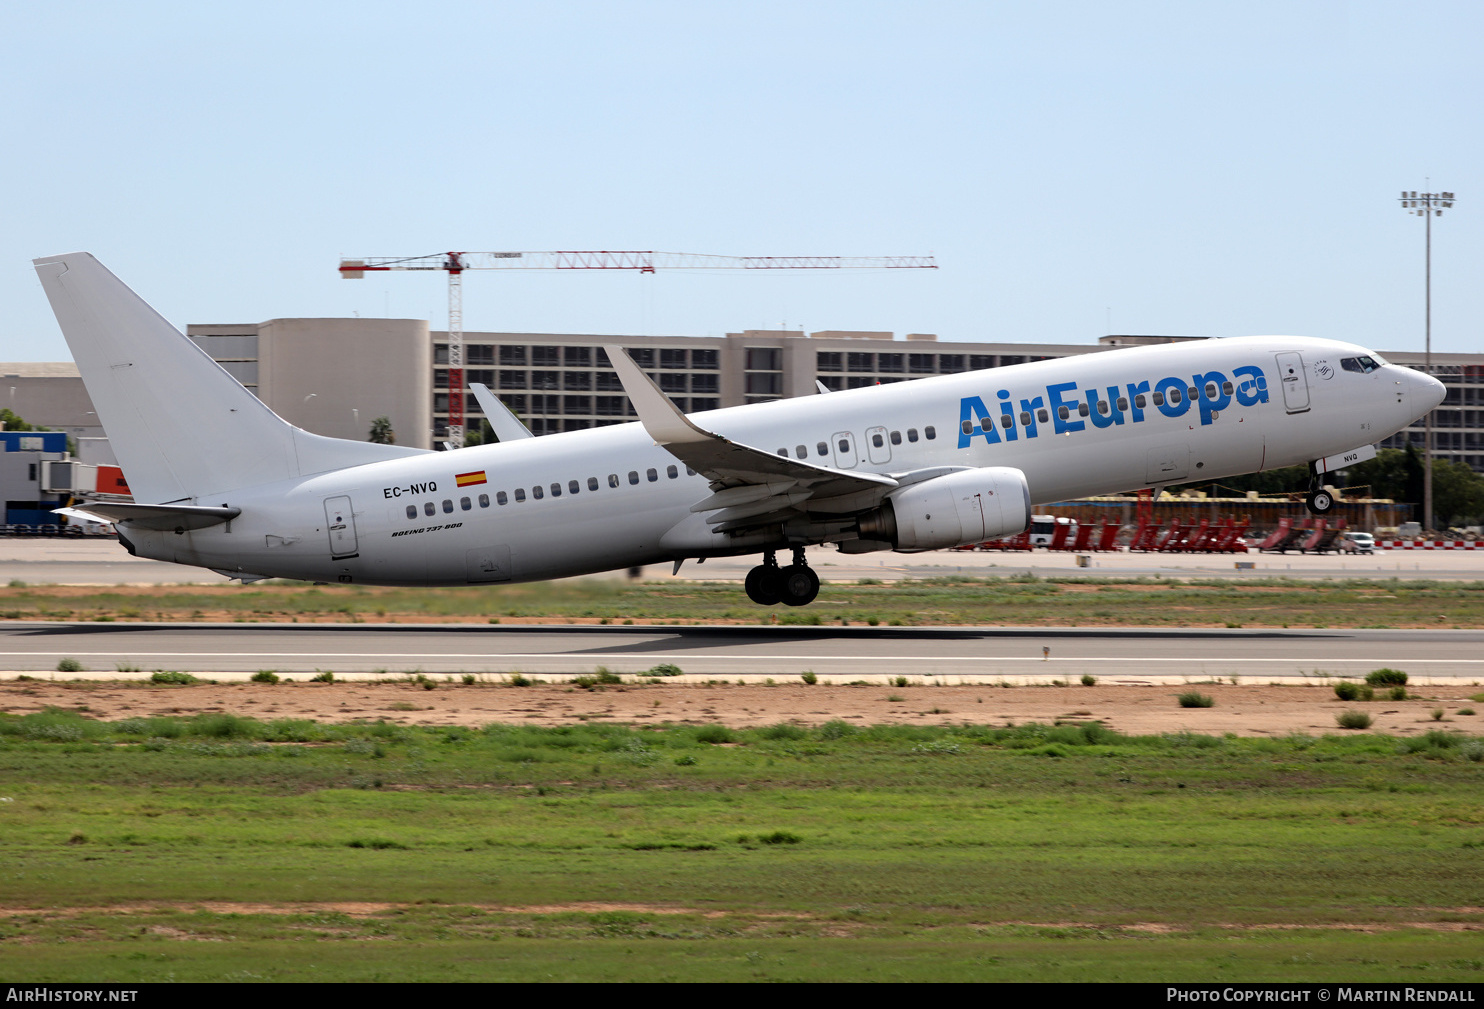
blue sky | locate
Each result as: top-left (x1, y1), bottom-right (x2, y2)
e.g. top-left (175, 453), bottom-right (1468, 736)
top-left (3, 0), bottom-right (1479, 360)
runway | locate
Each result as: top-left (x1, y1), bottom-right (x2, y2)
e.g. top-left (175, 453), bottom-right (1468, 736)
top-left (5, 622), bottom-right (1483, 684)
top-left (4, 537), bottom-right (1484, 584)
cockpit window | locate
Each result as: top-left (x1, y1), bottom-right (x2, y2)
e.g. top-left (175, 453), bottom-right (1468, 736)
top-left (1340, 355), bottom-right (1380, 374)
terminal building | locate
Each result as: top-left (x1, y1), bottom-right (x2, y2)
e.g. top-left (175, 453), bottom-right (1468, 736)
top-left (7, 323), bottom-right (1483, 472)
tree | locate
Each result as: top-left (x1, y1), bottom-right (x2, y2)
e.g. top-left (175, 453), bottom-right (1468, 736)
top-left (0, 408), bottom-right (36, 432)
top-left (368, 417), bottom-right (395, 444)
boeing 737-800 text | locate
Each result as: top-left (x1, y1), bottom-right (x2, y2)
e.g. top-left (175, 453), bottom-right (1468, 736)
top-left (37, 253), bottom-right (1445, 606)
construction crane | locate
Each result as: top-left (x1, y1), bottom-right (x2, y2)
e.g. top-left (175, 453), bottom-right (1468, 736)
top-left (339, 251), bottom-right (938, 447)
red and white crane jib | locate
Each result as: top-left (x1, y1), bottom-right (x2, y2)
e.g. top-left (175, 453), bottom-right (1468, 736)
top-left (338, 251), bottom-right (937, 447)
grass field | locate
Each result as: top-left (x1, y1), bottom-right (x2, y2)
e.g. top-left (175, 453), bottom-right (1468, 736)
top-left (2, 707), bottom-right (1482, 982)
top-left (6, 574), bottom-right (1484, 627)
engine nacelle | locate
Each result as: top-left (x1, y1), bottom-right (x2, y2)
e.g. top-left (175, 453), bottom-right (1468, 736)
top-left (858, 467), bottom-right (1031, 550)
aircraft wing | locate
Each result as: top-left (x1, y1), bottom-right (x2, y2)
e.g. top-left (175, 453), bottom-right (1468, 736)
top-left (605, 347), bottom-right (897, 530)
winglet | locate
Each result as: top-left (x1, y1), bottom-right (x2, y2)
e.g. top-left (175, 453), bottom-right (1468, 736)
top-left (604, 346), bottom-right (712, 445)
top-left (469, 383), bottom-right (534, 442)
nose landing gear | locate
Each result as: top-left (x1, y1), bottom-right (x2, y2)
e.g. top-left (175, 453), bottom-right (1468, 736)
top-left (745, 547), bottom-right (819, 607)
top-left (1305, 464), bottom-right (1336, 516)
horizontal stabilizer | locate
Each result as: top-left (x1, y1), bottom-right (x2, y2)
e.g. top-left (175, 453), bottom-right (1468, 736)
top-left (54, 502), bottom-right (240, 532)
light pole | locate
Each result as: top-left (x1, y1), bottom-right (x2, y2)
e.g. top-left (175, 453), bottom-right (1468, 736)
top-left (1399, 188), bottom-right (1456, 532)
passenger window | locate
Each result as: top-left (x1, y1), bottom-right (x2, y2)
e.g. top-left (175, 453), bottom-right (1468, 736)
top-left (480, 493), bottom-right (490, 507)
top-left (1000, 414), bottom-right (1012, 428)
top-left (1019, 412), bottom-right (1030, 426)
top-left (961, 420), bottom-right (974, 435)
top-left (442, 499), bottom-right (453, 513)
top-left (873, 433), bottom-right (885, 446)
top-left (1058, 405), bottom-right (1070, 420)
top-left (588, 477), bottom-right (599, 491)
top-left (647, 468), bottom-right (658, 482)
top-left (406, 505), bottom-right (417, 520)
top-left (667, 465), bottom-right (678, 479)
top-left (1077, 403), bottom-right (1089, 417)
top-left (1037, 409), bottom-right (1049, 423)
top-left (796, 445), bottom-right (807, 458)
top-left (551, 483), bottom-right (562, 497)
top-left (980, 417), bottom-right (992, 431)
top-left (1097, 400), bottom-right (1109, 416)
top-left (1152, 391), bottom-right (1165, 406)
top-left (907, 429), bottom-right (919, 442)
top-left (532, 485), bottom-right (543, 500)
top-left (925, 426), bottom-right (936, 440)
top-left (686, 466), bottom-right (696, 476)
top-left (424, 502), bottom-right (436, 516)
top-left (1186, 386), bottom-right (1198, 401)
top-left (494, 492), bottom-right (505, 506)
top-left (608, 474), bottom-right (619, 488)
top-left (569, 480), bottom-right (580, 494)
top-left (777, 448), bottom-right (788, 456)
top-left (628, 471), bottom-right (639, 485)
top-left (1135, 394), bottom-right (1146, 408)
top-left (514, 488), bottom-right (526, 502)
top-left (1205, 383), bottom-right (1217, 399)
top-left (817, 441), bottom-right (829, 455)
top-left (1168, 389), bottom-right (1181, 405)
top-left (1116, 398), bottom-right (1128, 411)
top-left (890, 430), bottom-right (902, 445)
top-left (1222, 382), bottom-right (1234, 396)
top-left (460, 496), bottom-right (471, 511)
top-left (838, 438), bottom-right (850, 452)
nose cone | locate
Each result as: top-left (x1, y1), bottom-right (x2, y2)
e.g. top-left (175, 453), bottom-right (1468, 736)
top-left (1414, 370), bottom-right (1447, 414)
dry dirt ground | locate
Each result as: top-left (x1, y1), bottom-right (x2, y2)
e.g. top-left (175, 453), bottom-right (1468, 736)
top-left (3, 680), bottom-right (1480, 737)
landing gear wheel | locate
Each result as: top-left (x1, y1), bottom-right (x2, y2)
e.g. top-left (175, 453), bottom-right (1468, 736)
top-left (1306, 489), bottom-right (1334, 515)
top-left (745, 563), bottom-right (782, 605)
top-left (779, 564), bottom-right (820, 607)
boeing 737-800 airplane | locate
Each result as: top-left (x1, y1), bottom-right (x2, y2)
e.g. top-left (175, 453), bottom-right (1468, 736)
top-left (37, 253), bottom-right (1445, 607)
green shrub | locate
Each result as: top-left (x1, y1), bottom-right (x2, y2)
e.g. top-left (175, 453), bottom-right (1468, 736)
top-left (594, 667), bottom-right (622, 685)
top-left (461, 673), bottom-right (477, 685)
top-left (1081, 674), bottom-right (1097, 686)
top-left (647, 663), bottom-right (683, 677)
top-left (1336, 710), bottom-right (1373, 729)
top-left (800, 671), bottom-right (818, 685)
top-left (1431, 708), bottom-right (1446, 722)
top-left (508, 673), bottom-right (533, 687)
top-left (892, 676), bottom-right (909, 688)
top-left (150, 670), bottom-right (198, 685)
top-left (1388, 686), bottom-right (1408, 701)
top-left (758, 830), bottom-right (802, 845)
top-left (694, 725), bottom-right (735, 745)
top-left (1177, 691), bottom-right (1215, 708)
top-left (759, 723), bottom-right (806, 741)
top-left (1334, 681), bottom-right (1362, 701)
top-left (56, 658), bottom-right (82, 673)
top-left (818, 720), bottom-right (855, 740)
top-left (310, 671), bottom-right (335, 683)
top-left (1457, 708), bottom-right (1475, 716)
top-left (1366, 668), bottom-right (1408, 686)
top-left (250, 670), bottom-right (280, 684)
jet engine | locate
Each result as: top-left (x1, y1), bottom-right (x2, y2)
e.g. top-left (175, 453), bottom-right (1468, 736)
top-left (857, 467), bottom-right (1032, 550)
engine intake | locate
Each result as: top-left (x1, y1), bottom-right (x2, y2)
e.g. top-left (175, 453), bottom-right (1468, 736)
top-left (858, 467), bottom-right (1031, 550)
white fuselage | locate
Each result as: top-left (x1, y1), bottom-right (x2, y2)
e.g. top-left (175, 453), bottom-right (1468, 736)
top-left (121, 335), bottom-right (1434, 586)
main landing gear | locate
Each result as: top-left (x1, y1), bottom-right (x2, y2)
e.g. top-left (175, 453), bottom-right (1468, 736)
top-left (745, 547), bottom-right (819, 607)
top-left (1305, 465), bottom-right (1335, 516)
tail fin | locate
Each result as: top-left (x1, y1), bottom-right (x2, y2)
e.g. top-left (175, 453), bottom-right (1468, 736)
top-left (34, 253), bottom-right (424, 503)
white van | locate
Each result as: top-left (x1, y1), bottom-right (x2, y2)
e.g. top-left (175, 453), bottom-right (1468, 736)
top-left (1028, 514), bottom-right (1077, 548)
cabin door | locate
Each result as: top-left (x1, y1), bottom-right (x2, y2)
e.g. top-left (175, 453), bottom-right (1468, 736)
top-left (324, 496), bottom-right (359, 559)
top-left (864, 425), bottom-right (892, 465)
top-left (1275, 352), bottom-right (1310, 413)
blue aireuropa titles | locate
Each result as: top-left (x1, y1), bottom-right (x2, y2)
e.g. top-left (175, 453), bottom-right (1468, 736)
top-left (958, 364), bottom-right (1270, 448)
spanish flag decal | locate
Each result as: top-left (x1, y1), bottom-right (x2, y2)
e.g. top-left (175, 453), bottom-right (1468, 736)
top-left (456, 470), bottom-right (488, 488)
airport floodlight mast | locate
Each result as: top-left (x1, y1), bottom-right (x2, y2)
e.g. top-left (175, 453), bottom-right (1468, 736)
top-left (339, 251), bottom-right (939, 447)
top-left (1398, 189), bottom-right (1456, 532)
